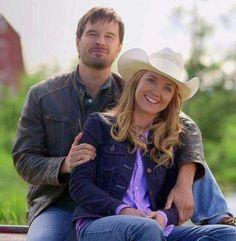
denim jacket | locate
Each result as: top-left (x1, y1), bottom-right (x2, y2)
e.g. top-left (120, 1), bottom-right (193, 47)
top-left (12, 69), bottom-right (125, 224)
top-left (70, 113), bottom-right (205, 226)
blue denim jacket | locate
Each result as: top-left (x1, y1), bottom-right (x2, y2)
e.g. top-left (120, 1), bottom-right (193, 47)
top-left (70, 113), bottom-right (205, 226)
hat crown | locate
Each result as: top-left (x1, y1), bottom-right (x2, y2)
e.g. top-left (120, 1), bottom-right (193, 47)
top-left (149, 48), bottom-right (185, 82)
top-left (117, 47), bottom-right (200, 101)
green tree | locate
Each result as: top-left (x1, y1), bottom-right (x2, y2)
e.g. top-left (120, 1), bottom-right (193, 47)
top-left (172, 3), bottom-right (236, 185)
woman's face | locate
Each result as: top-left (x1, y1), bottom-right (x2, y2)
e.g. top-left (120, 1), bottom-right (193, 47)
top-left (134, 71), bottom-right (176, 120)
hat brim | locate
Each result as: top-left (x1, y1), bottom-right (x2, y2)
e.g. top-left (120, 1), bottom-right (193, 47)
top-left (118, 48), bottom-right (200, 101)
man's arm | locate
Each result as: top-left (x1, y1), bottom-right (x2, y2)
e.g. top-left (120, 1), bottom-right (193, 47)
top-left (12, 86), bottom-right (95, 186)
top-left (165, 163), bottom-right (196, 224)
top-left (165, 112), bottom-right (205, 224)
top-left (12, 87), bottom-right (63, 185)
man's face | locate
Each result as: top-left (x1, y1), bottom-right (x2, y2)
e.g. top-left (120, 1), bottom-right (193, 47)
top-left (77, 20), bottom-right (122, 69)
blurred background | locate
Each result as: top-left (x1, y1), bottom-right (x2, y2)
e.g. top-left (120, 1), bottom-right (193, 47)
top-left (0, 0), bottom-right (235, 224)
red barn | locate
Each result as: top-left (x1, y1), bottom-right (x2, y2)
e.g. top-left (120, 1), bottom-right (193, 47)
top-left (0, 14), bottom-right (25, 90)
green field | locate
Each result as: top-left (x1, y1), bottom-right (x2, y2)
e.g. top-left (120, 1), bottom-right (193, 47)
top-left (0, 150), bottom-right (27, 224)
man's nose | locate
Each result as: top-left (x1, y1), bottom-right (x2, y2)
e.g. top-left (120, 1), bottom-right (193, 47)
top-left (95, 35), bottom-right (106, 45)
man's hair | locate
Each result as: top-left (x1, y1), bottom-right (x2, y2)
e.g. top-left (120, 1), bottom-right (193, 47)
top-left (107, 70), bottom-right (183, 167)
top-left (76, 7), bottom-right (125, 44)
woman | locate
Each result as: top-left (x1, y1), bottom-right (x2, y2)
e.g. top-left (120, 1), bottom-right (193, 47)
top-left (70, 48), bottom-right (236, 241)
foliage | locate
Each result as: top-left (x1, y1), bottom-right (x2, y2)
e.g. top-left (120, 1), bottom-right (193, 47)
top-left (0, 73), bottom-right (42, 224)
top-left (181, 3), bottom-right (236, 186)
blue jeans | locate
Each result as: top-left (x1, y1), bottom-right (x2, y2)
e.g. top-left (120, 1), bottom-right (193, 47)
top-left (168, 224), bottom-right (236, 241)
top-left (78, 215), bottom-right (236, 241)
top-left (27, 206), bottom-right (76, 241)
top-left (192, 163), bottom-right (231, 224)
top-left (27, 165), bottom-right (231, 241)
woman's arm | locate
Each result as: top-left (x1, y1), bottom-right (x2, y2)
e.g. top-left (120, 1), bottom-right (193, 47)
top-left (69, 113), bottom-right (125, 216)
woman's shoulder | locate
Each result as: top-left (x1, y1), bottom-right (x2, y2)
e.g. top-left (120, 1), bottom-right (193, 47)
top-left (85, 112), bottom-right (116, 128)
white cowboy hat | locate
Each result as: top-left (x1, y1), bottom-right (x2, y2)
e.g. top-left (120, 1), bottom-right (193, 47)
top-left (118, 48), bottom-right (200, 101)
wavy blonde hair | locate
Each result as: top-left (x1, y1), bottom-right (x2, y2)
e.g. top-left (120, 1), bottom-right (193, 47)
top-left (107, 70), bottom-right (183, 166)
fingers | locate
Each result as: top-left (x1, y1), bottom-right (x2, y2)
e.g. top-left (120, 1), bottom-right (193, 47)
top-left (147, 212), bottom-right (156, 219)
top-left (178, 211), bottom-right (186, 225)
top-left (139, 211), bottom-right (147, 217)
top-left (70, 144), bottom-right (96, 160)
top-left (120, 207), bottom-right (146, 217)
top-left (72, 132), bottom-right (83, 146)
top-left (147, 212), bottom-right (165, 229)
top-left (62, 135), bottom-right (97, 173)
top-left (177, 204), bottom-right (194, 225)
top-left (164, 194), bottom-right (174, 209)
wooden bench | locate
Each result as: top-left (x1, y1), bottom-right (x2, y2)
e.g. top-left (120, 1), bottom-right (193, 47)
top-left (0, 225), bottom-right (28, 241)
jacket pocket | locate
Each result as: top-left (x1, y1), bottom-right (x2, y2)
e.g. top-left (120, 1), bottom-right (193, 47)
top-left (44, 113), bottom-right (80, 155)
top-left (97, 142), bottom-right (127, 191)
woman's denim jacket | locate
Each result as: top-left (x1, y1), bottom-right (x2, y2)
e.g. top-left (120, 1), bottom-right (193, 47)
top-left (70, 113), bottom-right (205, 226)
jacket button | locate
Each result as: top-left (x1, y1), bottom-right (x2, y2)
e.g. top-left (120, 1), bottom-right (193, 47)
top-left (110, 145), bottom-right (115, 151)
top-left (146, 168), bottom-right (152, 173)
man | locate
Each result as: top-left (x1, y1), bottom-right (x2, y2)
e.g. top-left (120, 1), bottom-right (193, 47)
top-left (12, 7), bottom-right (234, 241)
top-left (13, 7), bottom-right (124, 241)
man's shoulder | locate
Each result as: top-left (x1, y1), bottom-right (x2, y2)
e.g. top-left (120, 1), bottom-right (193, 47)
top-left (179, 111), bottom-right (201, 134)
top-left (180, 111), bottom-right (197, 126)
top-left (29, 71), bottom-right (75, 99)
top-left (111, 72), bottom-right (126, 90)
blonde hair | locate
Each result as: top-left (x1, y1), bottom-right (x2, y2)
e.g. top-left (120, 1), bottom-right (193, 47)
top-left (108, 70), bottom-right (183, 166)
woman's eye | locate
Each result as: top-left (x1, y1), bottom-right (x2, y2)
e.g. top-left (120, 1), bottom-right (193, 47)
top-left (147, 78), bottom-right (156, 84)
top-left (164, 86), bottom-right (173, 92)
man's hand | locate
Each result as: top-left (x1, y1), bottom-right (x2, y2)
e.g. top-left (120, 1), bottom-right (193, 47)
top-left (147, 211), bottom-right (166, 229)
top-left (120, 207), bottom-right (146, 217)
top-left (60, 132), bottom-right (96, 174)
top-left (165, 185), bottom-right (194, 224)
top-left (165, 163), bottom-right (196, 225)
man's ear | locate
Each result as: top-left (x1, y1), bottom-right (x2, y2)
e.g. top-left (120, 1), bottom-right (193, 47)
top-left (117, 44), bottom-right (122, 56)
top-left (76, 37), bottom-right (80, 52)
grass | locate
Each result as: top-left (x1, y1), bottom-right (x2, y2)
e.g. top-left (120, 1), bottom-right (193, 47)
top-left (0, 150), bottom-right (27, 224)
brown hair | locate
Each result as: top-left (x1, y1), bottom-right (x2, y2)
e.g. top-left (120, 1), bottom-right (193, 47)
top-left (76, 7), bottom-right (125, 44)
top-left (107, 70), bottom-right (183, 166)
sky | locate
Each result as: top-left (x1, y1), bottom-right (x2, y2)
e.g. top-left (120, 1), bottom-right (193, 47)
top-left (0, 0), bottom-right (235, 74)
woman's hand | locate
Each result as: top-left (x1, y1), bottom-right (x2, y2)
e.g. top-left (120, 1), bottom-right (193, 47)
top-left (120, 207), bottom-right (146, 217)
top-left (147, 211), bottom-right (166, 229)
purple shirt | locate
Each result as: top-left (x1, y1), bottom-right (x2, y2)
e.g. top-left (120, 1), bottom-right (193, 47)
top-left (117, 149), bottom-right (152, 214)
top-left (76, 148), bottom-right (174, 237)
top-left (116, 149), bottom-right (174, 237)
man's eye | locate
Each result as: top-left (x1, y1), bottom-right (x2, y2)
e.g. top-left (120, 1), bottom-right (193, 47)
top-left (88, 32), bottom-right (97, 37)
top-left (105, 35), bottom-right (114, 39)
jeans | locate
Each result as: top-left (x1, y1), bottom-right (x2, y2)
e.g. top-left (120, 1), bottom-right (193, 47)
top-left (27, 164), bottom-right (232, 241)
top-left (78, 215), bottom-right (236, 241)
top-left (192, 163), bottom-right (231, 224)
top-left (168, 224), bottom-right (236, 241)
top-left (78, 215), bottom-right (165, 241)
top-left (27, 206), bottom-right (76, 241)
